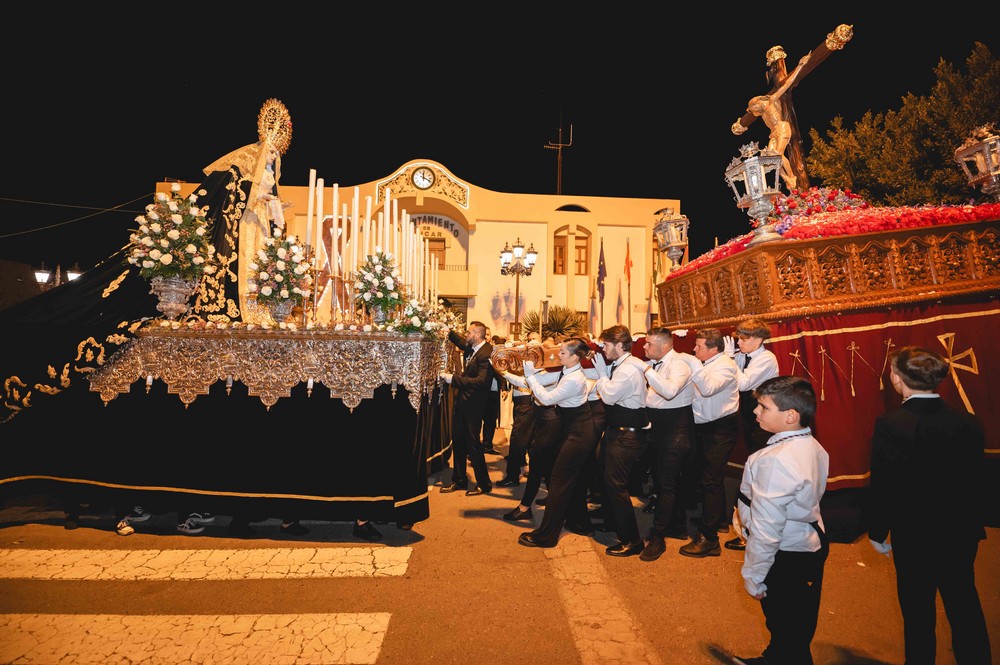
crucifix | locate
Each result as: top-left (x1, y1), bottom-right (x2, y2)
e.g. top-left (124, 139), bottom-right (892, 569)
top-left (731, 24), bottom-right (854, 191)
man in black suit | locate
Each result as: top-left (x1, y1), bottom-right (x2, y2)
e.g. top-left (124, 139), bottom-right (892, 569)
top-left (868, 346), bottom-right (991, 665)
top-left (440, 321), bottom-right (495, 495)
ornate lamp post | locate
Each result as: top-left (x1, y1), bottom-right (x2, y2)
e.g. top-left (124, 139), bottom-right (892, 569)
top-left (652, 207), bottom-right (690, 273)
top-left (724, 142), bottom-right (784, 246)
top-left (499, 237), bottom-right (537, 340)
top-left (955, 124), bottom-right (1000, 201)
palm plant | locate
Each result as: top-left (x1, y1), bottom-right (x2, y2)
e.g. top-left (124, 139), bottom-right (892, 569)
top-left (519, 305), bottom-right (587, 341)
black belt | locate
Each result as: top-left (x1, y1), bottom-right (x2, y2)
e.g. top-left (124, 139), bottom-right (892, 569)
top-left (614, 426), bottom-right (640, 432)
top-left (513, 395), bottom-right (532, 403)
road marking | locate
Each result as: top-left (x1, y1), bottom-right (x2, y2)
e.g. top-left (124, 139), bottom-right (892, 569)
top-left (545, 536), bottom-right (663, 665)
top-left (0, 613), bottom-right (390, 664)
top-left (0, 548), bottom-right (411, 580)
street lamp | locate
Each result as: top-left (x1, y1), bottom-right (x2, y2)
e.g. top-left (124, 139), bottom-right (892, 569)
top-left (499, 237), bottom-right (537, 340)
top-left (652, 207), bottom-right (690, 273)
top-left (66, 262), bottom-right (83, 281)
top-left (34, 263), bottom-right (53, 290)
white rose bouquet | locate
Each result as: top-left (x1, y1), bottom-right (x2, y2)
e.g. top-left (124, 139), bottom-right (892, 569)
top-left (127, 182), bottom-right (216, 281)
top-left (354, 247), bottom-right (402, 313)
top-left (247, 230), bottom-right (312, 305)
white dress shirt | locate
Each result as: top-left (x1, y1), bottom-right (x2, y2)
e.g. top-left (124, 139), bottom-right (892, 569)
top-left (594, 353), bottom-right (647, 409)
top-left (737, 427), bottom-right (829, 597)
top-left (734, 346), bottom-right (779, 392)
top-left (526, 364), bottom-right (588, 407)
top-left (644, 349), bottom-right (696, 409)
top-left (689, 352), bottom-right (739, 424)
top-left (502, 372), bottom-right (535, 401)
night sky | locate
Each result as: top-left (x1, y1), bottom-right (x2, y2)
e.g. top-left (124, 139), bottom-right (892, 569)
top-left (3, 9), bottom-right (994, 273)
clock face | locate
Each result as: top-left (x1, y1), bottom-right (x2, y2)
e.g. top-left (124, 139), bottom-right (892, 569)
top-left (412, 167), bottom-right (436, 190)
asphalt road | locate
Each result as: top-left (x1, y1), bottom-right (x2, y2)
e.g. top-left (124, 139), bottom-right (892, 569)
top-left (1, 439), bottom-right (997, 664)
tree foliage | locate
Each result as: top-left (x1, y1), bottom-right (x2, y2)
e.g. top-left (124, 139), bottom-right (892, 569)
top-left (806, 42), bottom-right (1000, 206)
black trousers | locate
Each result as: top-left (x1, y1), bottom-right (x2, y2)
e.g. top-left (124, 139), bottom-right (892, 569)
top-left (519, 406), bottom-right (561, 506)
top-left (503, 396), bottom-right (535, 481)
top-left (481, 389), bottom-right (501, 448)
top-left (759, 544), bottom-right (829, 665)
top-left (691, 412), bottom-right (739, 539)
top-left (647, 406), bottom-right (694, 537)
top-left (892, 530), bottom-right (992, 665)
top-left (451, 398), bottom-right (492, 489)
top-left (533, 404), bottom-right (598, 543)
top-left (601, 426), bottom-right (648, 544)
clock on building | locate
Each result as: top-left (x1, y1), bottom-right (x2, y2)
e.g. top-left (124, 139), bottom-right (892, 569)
top-left (411, 166), bottom-right (436, 190)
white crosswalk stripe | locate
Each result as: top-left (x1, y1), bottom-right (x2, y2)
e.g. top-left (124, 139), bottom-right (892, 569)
top-left (0, 613), bottom-right (391, 665)
top-left (0, 547), bottom-right (412, 580)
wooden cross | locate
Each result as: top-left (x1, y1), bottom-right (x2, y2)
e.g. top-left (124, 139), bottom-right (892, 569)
top-left (731, 24), bottom-right (854, 190)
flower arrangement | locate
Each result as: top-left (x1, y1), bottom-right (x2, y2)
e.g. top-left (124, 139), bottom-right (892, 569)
top-left (354, 248), bottom-right (402, 313)
top-left (127, 182), bottom-right (216, 281)
top-left (247, 230), bottom-right (312, 304)
top-left (388, 297), bottom-right (442, 335)
top-left (766, 186), bottom-right (870, 232)
top-left (667, 200), bottom-right (1000, 280)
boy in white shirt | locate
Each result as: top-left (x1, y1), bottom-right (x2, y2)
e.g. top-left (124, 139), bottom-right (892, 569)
top-left (732, 376), bottom-right (829, 665)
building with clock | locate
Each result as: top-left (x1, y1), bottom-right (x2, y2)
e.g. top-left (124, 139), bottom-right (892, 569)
top-left (156, 159), bottom-right (682, 336)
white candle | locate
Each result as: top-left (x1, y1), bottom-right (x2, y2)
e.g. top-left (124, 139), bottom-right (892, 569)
top-left (313, 178), bottom-right (323, 249)
top-left (330, 210), bottom-right (339, 279)
top-left (313, 178), bottom-right (323, 302)
top-left (306, 169), bottom-right (316, 246)
top-left (365, 196), bottom-right (373, 253)
top-left (353, 187), bottom-right (362, 260)
top-left (348, 203), bottom-right (356, 275)
top-left (332, 184), bottom-right (339, 270)
top-left (376, 212), bottom-right (383, 255)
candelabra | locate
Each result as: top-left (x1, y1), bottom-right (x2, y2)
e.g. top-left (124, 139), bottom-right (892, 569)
top-left (499, 237), bottom-right (538, 340)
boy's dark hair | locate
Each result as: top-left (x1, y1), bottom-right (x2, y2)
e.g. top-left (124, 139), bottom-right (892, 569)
top-left (695, 328), bottom-right (725, 352)
top-left (599, 324), bottom-right (632, 347)
top-left (754, 376), bottom-right (817, 427)
top-left (735, 318), bottom-right (771, 340)
top-left (890, 346), bottom-right (949, 391)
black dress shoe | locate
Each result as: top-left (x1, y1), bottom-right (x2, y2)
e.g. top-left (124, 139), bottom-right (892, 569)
top-left (440, 482), bottom-right (467, 494)
top-left (466, 485), bottom-right (492, 496)
top-left (518, 532), bottom-right (556, 548)
top-left (563, 522), bottom-right (595, 537)
top-left (679, 533), bottom-right (721, 558)
top-left (353, 521), bottom-right (383, 542)
top-left (503, 506), bottom-right (533, 521)
top-left (606, 541), bottom-right (644, 557)
top-left (639, 536), bottom-right (667, 562)
top-left (724, 536), bottom-right (747, 551)
top-left (497, 478), bottom-right (520, 488)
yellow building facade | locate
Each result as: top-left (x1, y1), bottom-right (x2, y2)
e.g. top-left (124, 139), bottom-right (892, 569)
top-left (158, 158), bottom-right (680, 336)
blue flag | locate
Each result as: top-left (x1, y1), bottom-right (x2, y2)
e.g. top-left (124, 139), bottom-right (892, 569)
top-left (597, 239), bottom-right (607, 302)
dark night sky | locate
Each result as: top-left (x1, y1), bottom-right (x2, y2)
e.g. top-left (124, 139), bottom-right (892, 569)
top-left (2, 9), bottom-right (994, 272)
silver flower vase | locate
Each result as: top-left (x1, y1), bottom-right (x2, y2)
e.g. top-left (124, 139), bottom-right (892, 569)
top-left (149, 276), bottom-right (197, 320)
top-left (371, 303), bottom-right (387, 324)
top-left (267, 299), bottom-right (295, 324)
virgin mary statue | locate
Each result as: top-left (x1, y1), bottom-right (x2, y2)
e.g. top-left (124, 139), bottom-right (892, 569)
top-left (0, 99), bottom-right (294, 425)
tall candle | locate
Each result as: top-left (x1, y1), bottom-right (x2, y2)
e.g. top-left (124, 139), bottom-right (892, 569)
top-left (331, 184), bottom-right (339, 272)
top-left (348, 203), bottom-right (356, 275)
top-left (353, 187), bottom-right (362, 260)
top-left (364, 196), bottom-right (373, 253)
top-left (306, 169), bottom-right (316, 247)
top-left (330, 209), bottom-right (338, 279)
top-left (313, 178), bottom-right (323, 250)
top-left (376, 212), bottom-right (383, 255)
